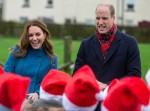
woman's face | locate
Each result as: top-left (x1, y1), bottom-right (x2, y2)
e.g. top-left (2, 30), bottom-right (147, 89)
top-left (28, 26), bottom-right (46, 49)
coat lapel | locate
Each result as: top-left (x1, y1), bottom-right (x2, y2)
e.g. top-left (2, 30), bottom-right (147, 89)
top-left (104, 31), bottom-right (122, 64)
top-left (93, 35), bottom-right (104, 63)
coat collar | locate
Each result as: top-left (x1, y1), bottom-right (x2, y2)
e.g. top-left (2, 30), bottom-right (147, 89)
top-left (93, 30), bottom-right (122, 64)
top-left (28, 46), bottom-right (46, 57)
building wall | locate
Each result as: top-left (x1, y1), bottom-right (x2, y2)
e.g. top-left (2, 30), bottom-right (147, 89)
top-left (124, 0), bottom-right (150, 26)
top-left (3, 0), bottom-right (61, 23)
top-left (2, 0), bottom-right (150, 26)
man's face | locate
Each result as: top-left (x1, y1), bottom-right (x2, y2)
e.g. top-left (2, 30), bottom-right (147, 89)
top-left (95, 5), bottom-right (115, 34)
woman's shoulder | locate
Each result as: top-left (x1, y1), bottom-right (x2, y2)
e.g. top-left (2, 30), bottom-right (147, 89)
top-left (52, 55), bottom-right (58, 60)
top-left (50, 55), bottom-right (58, 69)
top-left (12, 44), bottom-right (21, 53)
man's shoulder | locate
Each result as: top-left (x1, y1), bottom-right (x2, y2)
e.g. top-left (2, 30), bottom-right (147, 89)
top-left (82, 34), bottom-right (96, 42)
top-left (116, 30), bottom-right (136, 40)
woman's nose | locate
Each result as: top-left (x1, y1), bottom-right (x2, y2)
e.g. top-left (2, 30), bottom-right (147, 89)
top-left (32, 35), bottom-right (37, 40)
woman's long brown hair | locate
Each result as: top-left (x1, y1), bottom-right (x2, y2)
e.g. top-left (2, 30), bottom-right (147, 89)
top-left (12, 19), bottom-right (54, 58)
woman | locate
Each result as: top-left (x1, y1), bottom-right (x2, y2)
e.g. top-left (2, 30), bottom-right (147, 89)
top-left (4, 19), bottom-right (58, 100)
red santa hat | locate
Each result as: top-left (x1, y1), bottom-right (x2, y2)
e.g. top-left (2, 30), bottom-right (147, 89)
top-left (101, 77), bottom-right (150, 111)
top-left (0, 66), bottom-right (4, 74)
top-left (40, 69), bottom-right (71, 104)
top-left (0, 74), bottom-right (30, 111)
top-left (107, 78), bottom-right (119, 92)
top-left (73, 65), bottom-right (96, 79)
top-left (62, 65), bottom-right (102, 111)
top-left (97, 78), bottom-right (120, 102)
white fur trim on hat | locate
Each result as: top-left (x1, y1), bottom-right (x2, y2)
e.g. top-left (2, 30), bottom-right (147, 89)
top-left (0, 104), bottom-right (12, 111)
top-left (62, 93), bottom-right (98, 111)
top-left (101, 103), bottom-right (109, 111)
top-left (40, 87), bottom-right (62, 104)
top-left (141, 103), bottom-right (150, 111)
top-left (145, 68), bottom-right (150, 87)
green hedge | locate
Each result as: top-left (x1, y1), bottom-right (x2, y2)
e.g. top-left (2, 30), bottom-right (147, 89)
top-left (118, 26), bottom-right (150, 43)
top-left (0, 21), bottom-right (150, 43)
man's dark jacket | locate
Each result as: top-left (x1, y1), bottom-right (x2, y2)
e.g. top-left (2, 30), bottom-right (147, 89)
top-left (73, 30), bottom-right (141, 84)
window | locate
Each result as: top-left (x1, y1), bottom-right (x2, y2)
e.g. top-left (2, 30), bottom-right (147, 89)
top-left (85, 19), bottom-right (95, 25)
top-left (46, 0), bottom-right (53, 8)
top-left (65, 18), bottom-right (72, 24)
top-left (20, 17), bottom-right (28, 23)
top-left (38, 17), bottom-right (54, 24)
top-left (125, 19), bottom-right (133, 26)
top-left (22, 0), bottom-right (29, 8)
top-left (126, 4), bottom-right (134, 11)
top-left (42, 17), bottom-right (54, 24)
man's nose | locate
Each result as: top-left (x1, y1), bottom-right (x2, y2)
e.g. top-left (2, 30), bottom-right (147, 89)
top-left (98, 19), bottom-right (103, 24)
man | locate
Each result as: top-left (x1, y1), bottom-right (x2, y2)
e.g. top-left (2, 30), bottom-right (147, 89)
top-left (73, 2), bottom-right (141, 95)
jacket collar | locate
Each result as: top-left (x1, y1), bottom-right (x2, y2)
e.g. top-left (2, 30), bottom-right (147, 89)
top-left (93, 30), bottom-right (122, 64)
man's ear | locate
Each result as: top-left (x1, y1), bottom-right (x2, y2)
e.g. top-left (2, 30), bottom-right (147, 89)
top-left (112, 15), bottom-right (116, 22)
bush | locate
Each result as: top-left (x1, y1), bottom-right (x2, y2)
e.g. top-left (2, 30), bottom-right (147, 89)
top-left (0, 21), bottom-right (150, 43)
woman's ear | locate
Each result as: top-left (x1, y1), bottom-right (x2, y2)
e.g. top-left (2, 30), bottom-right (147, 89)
top-left (42, 33), bottom-right (46, 42)
top-left (44, 32), bottom-right (47, 38)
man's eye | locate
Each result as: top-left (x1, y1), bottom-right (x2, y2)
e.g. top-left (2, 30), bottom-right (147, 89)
top-left (102, 17), bottom-right (108, 20)
top-left (96, 17), bottom-right (100, 20)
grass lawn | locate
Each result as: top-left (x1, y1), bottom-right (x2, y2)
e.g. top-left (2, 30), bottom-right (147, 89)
top-left (0, 37), bottom-right (149, 78)
top-left (139, 43), bottom-right (150, 78)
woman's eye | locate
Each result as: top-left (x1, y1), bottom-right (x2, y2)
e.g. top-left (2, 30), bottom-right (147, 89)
top-left (35, 33), bottom-right (41, 36)
top-left (28, 34), bottom-right (33, 37)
